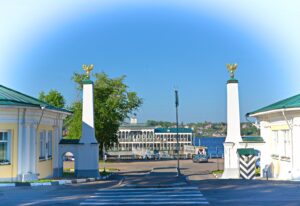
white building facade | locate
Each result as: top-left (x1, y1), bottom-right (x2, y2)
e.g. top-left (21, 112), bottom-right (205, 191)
top-left (109, 118), bottom-right (193, 158)
top-left (0, 85), bottom-right (70, 181)
top-left (248, 94), bottom-right (300, 180)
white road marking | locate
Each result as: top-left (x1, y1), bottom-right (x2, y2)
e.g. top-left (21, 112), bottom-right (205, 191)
top-left (97, 186), bottom-right (199, 191)
top-left (91, 194), bottom-right (203, 197)
top-left (80, 202), bottom-right (209, 205)
top-left (85, 198), bottom-right (207, 201)
top-left (80, 186), bottom-right (209, 205)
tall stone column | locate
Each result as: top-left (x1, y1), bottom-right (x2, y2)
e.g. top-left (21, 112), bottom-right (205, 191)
top-left (77, 64), bottom-right (100, 178)
top-left (17, 109), bottom-right (25, 181)
top-left (24, 123), bottom-right (31, 173)
top-left (30, 123), bottom-right (37, 172)
top-left (222, 64), bottom-right (242, 179)
top-left (80, 80), bottom-right (97, 144)
top-left (52, 125), bottom-right (60, 177)
top-left (18, 119), bottom-right (38, 181)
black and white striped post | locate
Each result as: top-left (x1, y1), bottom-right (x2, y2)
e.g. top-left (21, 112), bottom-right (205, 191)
top-left (237, 148), bottom-right (257, 179)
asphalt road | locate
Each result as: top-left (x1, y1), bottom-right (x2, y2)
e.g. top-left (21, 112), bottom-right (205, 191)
top-left (1, 159), bottom-right (300, 206)
top-left (189, 179), bottom-right (300, 206)
top-left (0, 179), bottom-right (121, 206)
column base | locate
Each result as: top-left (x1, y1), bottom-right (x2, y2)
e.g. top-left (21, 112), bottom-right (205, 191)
top-left (221, 168), bottom-right (240, 179)
top-left (18, 173), bottom-right (39, 182)
top-left (53, 167), bottom-right (63, 178)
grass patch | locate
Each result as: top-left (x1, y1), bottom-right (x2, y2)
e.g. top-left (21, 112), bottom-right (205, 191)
top-left (100, 168), bottom-right (120, 172)
top-left (64, 168), bottom-right (74, 172)
top-left (100, 171), bottom-right (111, 176)
top-left (30, 179), bottom-right (53, 183)
top-left (0, 179), bottom-right (53, 183)
top-left (63, 171), bottom-right (76, 178)
top-left (255, 167), bottom-right (260, 176)
top-left (62, 168), bottom-right (115, 178)
top-left (212, 170), bottom-right (224, 175)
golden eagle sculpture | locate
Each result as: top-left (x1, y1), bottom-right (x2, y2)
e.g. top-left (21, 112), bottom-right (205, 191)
top-left (226, 63), bottom-right (238, 79)
top-left (82, 64), bottom-right (94, 78)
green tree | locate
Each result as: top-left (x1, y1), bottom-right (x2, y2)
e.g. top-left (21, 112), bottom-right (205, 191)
top-left (64, 101), bottom-right (82, 138)
top-left (67, 72), bottom-right (143, 150)
top-left (146, 120), bottom-right (174, 128)
top-left (38, 90), bottom-right (65, 108)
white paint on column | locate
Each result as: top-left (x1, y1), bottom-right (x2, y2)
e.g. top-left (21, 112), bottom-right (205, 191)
top-left (30, 123), bottom-right (37, 173)
top-left (17, 109), bottom-right (25, 178)
top-left (222, 81), bottom-right (242, 179)
top-left (80, 83), bottom-right (97, 144)
top-left (226, 82), bottom-right (242, 142)
top-left (52, 125), bottom-right (59, 169)
top-left (75, 80), bottom-right (100, 177)
top-left (24, 123), bottom-right (31, 173)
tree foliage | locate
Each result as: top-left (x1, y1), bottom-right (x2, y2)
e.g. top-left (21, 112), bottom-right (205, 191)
top-left (147, 120), bottom-right (259, 137)
top-left (146, 120), bottom-right (175, 128)
top-left (64, 101), bottom-right (82, 138)
top-left (67, 72), bottom-right (143, 150)
top-left (38, 90), bottom-right (65, 108)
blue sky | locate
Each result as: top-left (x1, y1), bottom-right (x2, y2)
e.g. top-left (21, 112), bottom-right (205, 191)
top-left (1, 0), bottom-right (300, 123)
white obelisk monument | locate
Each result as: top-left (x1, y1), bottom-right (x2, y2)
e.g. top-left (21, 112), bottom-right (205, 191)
top-left (77, 64), bottom-right (100, 178)
top-left (222, 64), bottom-right (242, 179)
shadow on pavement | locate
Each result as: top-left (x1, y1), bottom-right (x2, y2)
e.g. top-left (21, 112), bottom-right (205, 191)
top-left (186, 178), bottom-right (300, 206)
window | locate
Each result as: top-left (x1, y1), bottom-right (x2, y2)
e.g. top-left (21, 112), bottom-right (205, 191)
top-left (40, 131), bottom-right (46, 159)
top-left (48, 131), bottom-right (53, 158)
top-left (0, 131), bottom-right (11, 164)
top-left (283, 130), bottom-right (291, 157)
top-left (40, 130), bottom-right (54, 160)
top-left (272, 131), bottom-right (279, 155)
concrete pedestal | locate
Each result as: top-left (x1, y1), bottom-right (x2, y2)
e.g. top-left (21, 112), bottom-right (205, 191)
top-left (222, 142), bottom-right (240, 179)
top-left (222, 168), bottom-right (240, 179)
top-left (77, 143), bottom-right (100, 178)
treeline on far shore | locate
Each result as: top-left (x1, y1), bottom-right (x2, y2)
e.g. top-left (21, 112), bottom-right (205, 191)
top-left (146, 120), bottom-right (259, 137)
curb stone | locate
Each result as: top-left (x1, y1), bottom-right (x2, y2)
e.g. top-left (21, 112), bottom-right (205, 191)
top-left (0, 173), bottom-right (115, 187)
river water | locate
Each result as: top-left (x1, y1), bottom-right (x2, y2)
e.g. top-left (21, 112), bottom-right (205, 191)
top-left (193, 137), bottom-right (225, 157)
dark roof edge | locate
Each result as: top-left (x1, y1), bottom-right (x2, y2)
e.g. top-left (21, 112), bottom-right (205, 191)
top-left (246, 93), bottom-right (300, 116)
top-left (0, 84), bottom-right (72, 114)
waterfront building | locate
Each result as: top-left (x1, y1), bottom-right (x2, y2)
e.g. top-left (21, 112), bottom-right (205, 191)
top-left (109, 117), bottom-right (193, 158)
top-left (0, 85), bottom-right (70, 181)
top-left (247, 94), bottom-right (300, 180)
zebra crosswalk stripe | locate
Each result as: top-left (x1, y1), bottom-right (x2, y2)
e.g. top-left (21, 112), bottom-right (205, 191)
top-left (80, 186), bottom-right (209, 205)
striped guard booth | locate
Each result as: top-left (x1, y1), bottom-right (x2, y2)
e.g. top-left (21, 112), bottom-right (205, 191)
top-left (237, 148), bottom-right (257, 180)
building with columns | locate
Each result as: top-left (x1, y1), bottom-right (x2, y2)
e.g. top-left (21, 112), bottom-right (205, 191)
top-left (109, 117), bottom-right (193, 158)
top-left (247, 94), bottom-right (300, 180)
top-left (0, 85), bottom-right (70, 181)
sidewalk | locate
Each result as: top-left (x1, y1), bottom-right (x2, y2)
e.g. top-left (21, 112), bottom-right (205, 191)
top-left (121, 166), bottom-right (188, 188)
